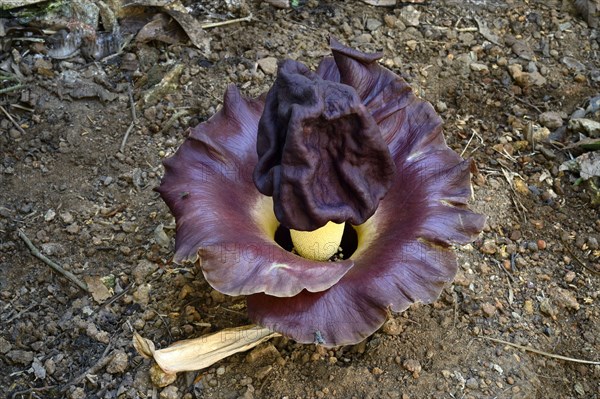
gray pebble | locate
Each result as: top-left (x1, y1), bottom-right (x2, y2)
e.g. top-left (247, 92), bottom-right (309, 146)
top-left (9, 128), bottom-right (21, 139)
top-left (561, 56), bottom-right (586, 72)
top-left (538, 111), bottom-right (563, 129)
top-left (466, 377), bottom-right (479, 389)
top-left (366, 18), bottom-right (382, 32)
top-left (7, 349), bottom-right (34, 365)
top-left (436, 101), bottom-right (448, 113)
top-left (159, 385), bottom-right (179, 399)
top-left (0, 336), bottom-right (12, 354)
top-left (106, 350), bottom-right (129, 374)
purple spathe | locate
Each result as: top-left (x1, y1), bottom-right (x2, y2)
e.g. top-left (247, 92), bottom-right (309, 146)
top-left (157, 38), bottom-right (485, 347)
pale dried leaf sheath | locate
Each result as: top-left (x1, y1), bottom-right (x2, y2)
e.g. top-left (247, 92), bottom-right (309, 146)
top-left (134, 325), bottom-right (279, 373)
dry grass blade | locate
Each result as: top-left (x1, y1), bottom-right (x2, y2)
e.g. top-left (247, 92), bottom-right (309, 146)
top-left (480, 336), bottom-right (600, 365)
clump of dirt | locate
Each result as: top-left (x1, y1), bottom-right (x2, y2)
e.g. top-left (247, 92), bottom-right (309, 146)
top-left (1, 1), bottom-right (599, 399)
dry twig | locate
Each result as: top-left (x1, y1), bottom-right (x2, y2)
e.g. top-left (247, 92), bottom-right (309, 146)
top-left (119, 85), bottom-right (138, 153)
top-left (10, 385), bottom-right (57, 399)
top-left (0, 105), bottom-right (26, 136)
top-left (565, 245), bottom-right (600, 275)
top-left (200, 14), bottom-right (253, 29)
top-left (480, 336), bottom-right (600, 365)
top-left (18, 229), bottom-right (89, 292)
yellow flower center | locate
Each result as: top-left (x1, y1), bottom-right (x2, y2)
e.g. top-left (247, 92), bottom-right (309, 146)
top-left (290, 221), bottom-right (345, 261)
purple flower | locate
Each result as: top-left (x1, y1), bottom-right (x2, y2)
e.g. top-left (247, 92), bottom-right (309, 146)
top-left (157, 39), bottom-right (485, 347)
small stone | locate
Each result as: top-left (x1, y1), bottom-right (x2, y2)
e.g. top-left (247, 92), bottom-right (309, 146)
top-left (7, 350), bottom-right (34, 365)
top-left (539, 298), bottom-right (558, 317)
top-left (30, 358), bottom-right (46, 380)
top-left (159, 385), bottom-right (179, 399)
top-left (9, 128), bottom-right (21, 139)
top-left (107, 350), bottom-right (129, 374)
top-left (588, 237), bottom-right (599, 250)
top-left (354, 33), bottom-right (372, 43)
top-left (435, 101), bottom-right (448, 113)
top-left (453, 268), bottom-right (472, 287)
top-left (132, 260), bottom-right (159, 284)
top-left (574, 382), bottom-right (586, 396)
top-left (481, 303), bottom-right (496, 317)
top-left (372, 366), bottom-right (384, 375)
top-left (508, 64), bottom-right (546, 87)
top-left (60, 212), bottom-right (74, 224)
top-left (69, 387), bottom-right (86, 399)
top-left (402, 359), bottom-right (421, 373)
top-left (551, 287), bottom-right (580, 311)
top-left (44, 209), bottom-right (56, 222)
top-left (65, 223), bottom-right (79, 234)
top-left (523, 300), bottom-right (534, 315)
top-left (466, 377), bottom-right (479, 389)
top-left (538, 112), bottom-right (563, 129)
top-left (154, 224), bottom-right (170, 248)
top-left (366, 18), bottom-right (382, 32)
top-left (399, 5), bottom-right (421, 27)
top-left (537, 239), bottom-right (547, 250)
top-left (513, 178), bottom-right (530, 196)
top-left (530, 219), bottom-right (544, 229)
top-left (133, 284), bottom-right (151, 306)
top-left (257, 57), bottom-right (278, 75)
top-left (150, 364), bottom-right (177, 387)
top-left (381, 317), bottom-right (403, 335)
top-left (383, 14), bottom-right (397, 28)
top-left (564, 271), bottom-right (576, 283)
top-left (470, 62), bottom-right (489, 72)
top-left (561, 56), bottom-right (586, 71)
top-left (405, 40), bottom-right (418, 51)
top-left (0, 336), bottom-right (12, 354)
top-left (569, 118), bottom-right (600, 137)
top-left (246, 343), bottom-right (280, 364)
top-left (512, 40), bottom-right (533, 60)
top-left (86, 323), bottom-right (110, 344)
top-left (480, 239), bottom-right (497, 254)
top-left (210, 289), bottom-right (226, 304)
top-left (44, 358), bottom-right (56, 375)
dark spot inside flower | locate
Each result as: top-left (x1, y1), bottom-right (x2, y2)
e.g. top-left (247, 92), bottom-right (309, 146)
top-left (274, 223), bottom-right (358, 260)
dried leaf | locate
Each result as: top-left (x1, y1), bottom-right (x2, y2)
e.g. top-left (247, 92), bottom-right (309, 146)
top-left (127, 0), bottom-right (209, 50)
top-left (136, 13), bottom-right (188, 45)
top-left (132, 332), bottom-right (156, 359)
top-left (134, 325), bottom-right (278, 374)
top-left (84, 275), bottom-right (112, 303)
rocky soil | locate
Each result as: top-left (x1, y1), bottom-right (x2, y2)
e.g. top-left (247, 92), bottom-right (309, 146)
top-left (1, 1), bottom-right (599, 398)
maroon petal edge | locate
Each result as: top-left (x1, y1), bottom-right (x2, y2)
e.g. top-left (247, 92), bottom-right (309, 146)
top-left (157, 86), bottom-right (355, 297)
